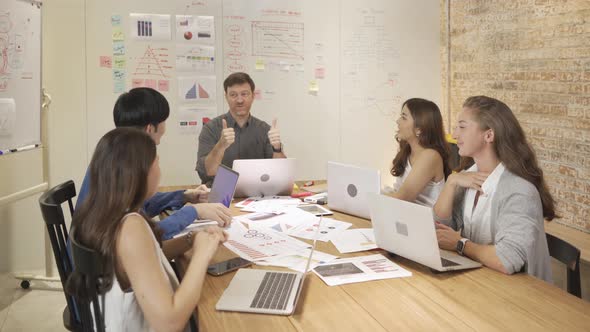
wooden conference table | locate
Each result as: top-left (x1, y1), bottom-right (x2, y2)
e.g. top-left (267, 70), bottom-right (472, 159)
top-left (174, 197), bottom-right (590, 331)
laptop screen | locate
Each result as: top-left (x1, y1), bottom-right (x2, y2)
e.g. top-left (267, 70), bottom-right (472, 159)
top-left (208, 165), bottom-right (240, 207)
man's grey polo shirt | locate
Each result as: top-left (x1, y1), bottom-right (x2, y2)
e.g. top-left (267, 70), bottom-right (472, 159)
top-left (196, 112), bottom-right (274, 186)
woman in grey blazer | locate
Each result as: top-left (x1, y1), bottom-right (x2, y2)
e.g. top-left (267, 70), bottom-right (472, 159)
top-left (433, 96), bottom-right (555, 282)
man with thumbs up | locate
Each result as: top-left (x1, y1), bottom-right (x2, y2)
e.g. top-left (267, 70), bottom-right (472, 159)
top-left (196, 72), bottom-right (286, 186)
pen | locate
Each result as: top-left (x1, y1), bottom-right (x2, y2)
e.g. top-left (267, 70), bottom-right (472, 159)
top-left (15, 144), bottom-right (39, 152)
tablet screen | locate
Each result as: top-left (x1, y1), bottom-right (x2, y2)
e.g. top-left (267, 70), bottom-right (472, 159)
top-left (208, 165), bottom-right (240, 207)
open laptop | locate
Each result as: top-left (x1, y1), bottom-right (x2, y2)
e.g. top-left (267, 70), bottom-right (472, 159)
top-left (208, 164), bottom-right (240, 207)
top-left (367, 193), bottom-right (481, 272)
top-left (216, 217), bottom-right (321, 315)
top-left (327, 161), bottom-right (381, 219)
top-left (232, 158), bottom-right (296, 198)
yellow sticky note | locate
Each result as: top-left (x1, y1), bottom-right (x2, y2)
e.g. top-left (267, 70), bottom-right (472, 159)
top-left (255, 59), bottom-right (265, 70)
top-left (112, 27), bottom-right (124, 41)
top-left (308, 80), bottom-right (319, 93)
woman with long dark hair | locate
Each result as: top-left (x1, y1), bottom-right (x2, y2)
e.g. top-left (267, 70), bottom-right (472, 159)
top-left (66, 128), bottom-right (226, 331)
top-left (388, 98), bottom-right (451, 207)
top-left (434, 96), bottom-right (555, 282)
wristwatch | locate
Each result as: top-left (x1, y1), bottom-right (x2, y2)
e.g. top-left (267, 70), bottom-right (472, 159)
top-left (272, 143), bottom-right (283, 153)
top-left (456, 238), bottom-right (469, 256)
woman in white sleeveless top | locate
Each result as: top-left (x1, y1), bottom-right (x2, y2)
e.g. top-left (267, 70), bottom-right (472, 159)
top-left (388, 98), bottom-right (450, 207)
top-left (67, 128), bottom-right (227, 332)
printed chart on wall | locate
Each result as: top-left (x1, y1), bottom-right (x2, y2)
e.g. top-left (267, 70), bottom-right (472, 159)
top-left (0, 0), bottom-right (41, 151)
top-left (174, 13), bottom-right (216, 137)
top-left (177, 106), bottom-right (216, 136)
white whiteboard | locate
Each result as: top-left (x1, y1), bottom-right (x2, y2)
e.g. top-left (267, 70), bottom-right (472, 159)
top-left (84, 0), bottom-right (440, 186)
top-left (0, 0), bottom-right (42, 151)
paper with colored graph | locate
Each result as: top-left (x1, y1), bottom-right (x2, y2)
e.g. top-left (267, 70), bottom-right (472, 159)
top-left (287, 218), bottom-right (352, 242)
top-left (223, 220), bottom-right (310, 261)
top-left (313, 254), bottom-right (412, 286)
top-left (235, 207), bottom-right (317, 233)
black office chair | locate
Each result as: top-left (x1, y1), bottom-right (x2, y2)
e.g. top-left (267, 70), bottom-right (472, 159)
top-left (39, 180), bottom-right (82, 331)
top-left (546, 233), bottom-right (582, 298)
top-left (70, 235), bottom-right (106, 332)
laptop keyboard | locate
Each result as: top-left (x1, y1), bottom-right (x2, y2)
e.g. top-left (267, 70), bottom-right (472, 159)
top-left (441, 257), bottom-right (460, 267)
top-left (250, 272), bottom-right (297, 310)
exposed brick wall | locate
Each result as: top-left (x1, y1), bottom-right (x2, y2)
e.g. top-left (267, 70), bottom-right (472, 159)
top-left (441, 0), bottom-right (590, 232)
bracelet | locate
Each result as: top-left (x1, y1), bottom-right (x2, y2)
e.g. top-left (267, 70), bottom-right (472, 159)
top-left (186, 231), bottom-right (194, 246)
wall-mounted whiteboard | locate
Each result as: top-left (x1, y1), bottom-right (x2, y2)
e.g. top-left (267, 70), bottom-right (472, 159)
top-left (84, 0), bottom-right (440, 186)
top-left (0, 0), bottom-right (42, 151)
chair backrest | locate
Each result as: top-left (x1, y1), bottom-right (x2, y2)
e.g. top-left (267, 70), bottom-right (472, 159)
top-left (445, 134), bottom-right (460, 171)
top-left (70, 235), bottom-right (105, 332)
top-left (38, 180), bottom-right (79, 323)
top-left (546, 233), bottom-right (581, 298)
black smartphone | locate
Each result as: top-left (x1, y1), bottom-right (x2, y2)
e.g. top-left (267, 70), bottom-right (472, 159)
top-left (207, 257), bottom-right (252, 276)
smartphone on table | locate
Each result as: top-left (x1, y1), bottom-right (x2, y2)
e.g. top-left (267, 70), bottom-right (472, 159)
top-left (207, 257), bottom-right (252, 276)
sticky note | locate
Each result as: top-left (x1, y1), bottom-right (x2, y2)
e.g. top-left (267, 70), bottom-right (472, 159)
top-left (132, 78), bottom-right (144, 88)
top-left (112, 69), bottom-right (125, 80)
top-left (112, 27), bottom-right (125, 41)
top-left (114, 79), bottom-right (126, 93)
top-left (254, 89), bottom-right (262, 100)
top-left (145, 79), bottom-right (157, 89)
top-left (308, 80), bottom-right (319, 94)
top-left (255, 59), bottom-right (265, 71)
top-left (113, 56), bottom-right (126, 69)
top-left (113, 41), bottom-right (125, 55)
top-left (111, 15), bottom-right (122, 26)
top-left (158, 80), bottom-right (169, 92)
top-left (315, 67), bottom-right (325, 79)
top-left (99, 56), bottom-right (112, 68)
top-left (280, 61), bottom-right (290, 72)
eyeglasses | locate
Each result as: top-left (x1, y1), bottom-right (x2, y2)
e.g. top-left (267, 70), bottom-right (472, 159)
top-left (227, 91), bottom-right (252, 100)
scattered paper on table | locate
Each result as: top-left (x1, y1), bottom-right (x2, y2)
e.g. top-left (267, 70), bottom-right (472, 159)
top-left (172, 220), bottom-right (219, 238)
top-left (331, 228), bottom-right (377, 254)
top-left (224, 221), bottom-right (310, 262)
top-left (287, 217), bottom-right (351, 242)
top-left (257, 248), bottom-right (338, 273)
top-left (238, 196), bottom-right (302, 214)
top-left (314, 254), bottom-right (412, 286)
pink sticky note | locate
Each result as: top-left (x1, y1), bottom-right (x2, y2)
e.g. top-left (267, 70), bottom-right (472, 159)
top-left (132, 79), bottom-right (144, 88)
top-left (314, 67), bottom-right (325, 79)
top-left (145, 79), bottom-right (157, 89)
top-left (100, 56), bottom-right (112, 68)
top-left (254, 89), bottom-right (262, 100)
top-left (158, 80), bottom-right (169, 92)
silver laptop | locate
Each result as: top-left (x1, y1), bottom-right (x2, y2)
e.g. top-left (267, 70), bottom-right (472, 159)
top-left (367, 193), bottom-right (481, 272)
top-left (216, 217), bottom-right (321, 315)
top-left (327, 161), bottom-right (380, 219)
top-left (232, 158), bottom-right (295, 198)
